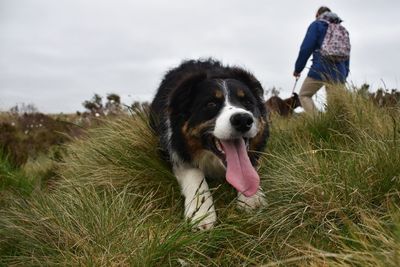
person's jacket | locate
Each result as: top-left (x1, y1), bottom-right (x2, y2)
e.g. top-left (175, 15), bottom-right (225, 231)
top-left (294, 14), bottom-right (350, 83)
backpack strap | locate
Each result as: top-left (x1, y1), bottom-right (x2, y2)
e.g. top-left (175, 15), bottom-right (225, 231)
top-left (318, 18), bottom-right (330, 24)
top-left (318, 18), bottom-right (342, 25)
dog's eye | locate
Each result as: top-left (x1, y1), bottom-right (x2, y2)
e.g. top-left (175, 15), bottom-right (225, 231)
top-left (242, 99), bottom-right (252, 106)
top-left (207, 102), bottom-right (217, 108)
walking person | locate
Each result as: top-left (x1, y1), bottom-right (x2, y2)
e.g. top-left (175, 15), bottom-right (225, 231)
top-left (293, 6), bottom-right (350, 113)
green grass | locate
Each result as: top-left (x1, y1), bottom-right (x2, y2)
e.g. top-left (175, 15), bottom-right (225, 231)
top-left (0, 149), bottom-right (58, 198)
top-left (1, 88), bottom-right (400, 266)
top-left (0, 149), bottom-right (36, 196)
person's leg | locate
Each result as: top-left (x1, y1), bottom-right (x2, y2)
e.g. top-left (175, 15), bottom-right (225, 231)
top-left (325, 82), bottom-right (346, 109)
top-left (299, 77), bottom-right (324, 113)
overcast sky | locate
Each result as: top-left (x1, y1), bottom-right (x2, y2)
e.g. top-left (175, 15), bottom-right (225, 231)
top-left (1, 0), bottom-right (399, 113)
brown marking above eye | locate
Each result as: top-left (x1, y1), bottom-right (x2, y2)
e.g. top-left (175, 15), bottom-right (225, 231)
top-left (215, 89), bottom-right (223, 99)
top-left (237, 89), bottom-right (245, 98)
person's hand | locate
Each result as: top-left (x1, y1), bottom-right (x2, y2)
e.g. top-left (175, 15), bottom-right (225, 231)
top-left (293, 71), bottom-right (300, 78)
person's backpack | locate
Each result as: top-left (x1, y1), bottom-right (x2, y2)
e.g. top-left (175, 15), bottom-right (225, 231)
top-left (319, 19), bottom-right (351, 61)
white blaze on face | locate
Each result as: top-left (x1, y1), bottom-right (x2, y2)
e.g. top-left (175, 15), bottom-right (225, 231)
top-left (213, 81), bottom-right (258, 140)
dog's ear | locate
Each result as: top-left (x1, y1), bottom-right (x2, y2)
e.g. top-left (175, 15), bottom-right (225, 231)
top-left (168, 72), bottom-right (206, 118)
top-left (295, 93), bottom-right (302, 108)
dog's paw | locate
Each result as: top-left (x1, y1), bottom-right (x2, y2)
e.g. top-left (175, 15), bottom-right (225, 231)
top-left (190, 208), bottom-right (217, 230)
top-left (237, 190), bottom-right (266, 211)
top-left (185, 194), bottom-right (216, 230)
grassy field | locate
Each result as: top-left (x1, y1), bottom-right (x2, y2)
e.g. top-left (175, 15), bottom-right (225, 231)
top-left (0, 87), bottom-right (399, 266)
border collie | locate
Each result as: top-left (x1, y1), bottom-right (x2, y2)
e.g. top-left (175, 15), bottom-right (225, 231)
top-left (150, 59), bottom-right (269, 229)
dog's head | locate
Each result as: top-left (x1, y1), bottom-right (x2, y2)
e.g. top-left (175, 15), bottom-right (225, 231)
top-left (167, 62), bottom-right (268, 196)
top-left (290, 92), bottom-right (301, 110)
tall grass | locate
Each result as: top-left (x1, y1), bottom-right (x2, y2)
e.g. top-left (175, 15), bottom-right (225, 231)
top-left (0, 88), bottom-right (399, 266)
top-left (0, 149), bottom-right (57, 199)
top-left (58, 109), bottom-right (178, 201)
top-left (0, 149), bottom-right (35, 196)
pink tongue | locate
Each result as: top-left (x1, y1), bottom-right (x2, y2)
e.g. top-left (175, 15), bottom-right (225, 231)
top-left (220, 139), bottom-right (259, 197)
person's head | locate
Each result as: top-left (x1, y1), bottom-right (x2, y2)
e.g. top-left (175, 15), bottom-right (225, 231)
top-left (316, 6), bottom-right (331, 18)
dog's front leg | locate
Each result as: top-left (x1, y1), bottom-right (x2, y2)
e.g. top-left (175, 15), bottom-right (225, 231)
top-left (174, 165), bottom-right (216, 230)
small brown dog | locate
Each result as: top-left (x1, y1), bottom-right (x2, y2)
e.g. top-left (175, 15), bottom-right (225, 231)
top-left (265, 93), bottom-right (301, 117)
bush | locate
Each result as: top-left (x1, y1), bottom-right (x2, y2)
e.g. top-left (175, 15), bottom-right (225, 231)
top-left (0, 112), bottom-right (82, 167)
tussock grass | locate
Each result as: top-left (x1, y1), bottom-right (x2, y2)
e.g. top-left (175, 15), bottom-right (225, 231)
top-left (1, 88), bottom-right (399, 266)
top-left (0, 149), bottom-right (36, 196)
top-left (59, 110), bottom-right (178, 200)
top-left (0, 149), bottom-right (57, 199)
top-left (0, 184), bottom-right (228, 266)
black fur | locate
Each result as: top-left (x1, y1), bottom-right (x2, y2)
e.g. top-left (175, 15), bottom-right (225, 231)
top-left (150, 58), bottom-right (269, 166)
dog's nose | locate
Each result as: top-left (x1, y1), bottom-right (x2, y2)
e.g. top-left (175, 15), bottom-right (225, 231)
top-left (230, 113), bottom-right (254, 133)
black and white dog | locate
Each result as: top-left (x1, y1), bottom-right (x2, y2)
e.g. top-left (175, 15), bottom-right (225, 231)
top-left (150, 59), bottom-right (269, 229)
